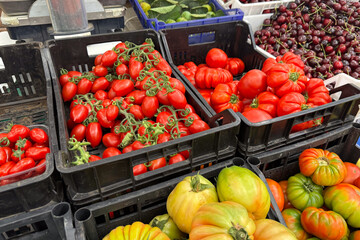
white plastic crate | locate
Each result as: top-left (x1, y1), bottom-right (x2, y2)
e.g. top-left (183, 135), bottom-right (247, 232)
top-left (217, 0), bottom-right (293, 15)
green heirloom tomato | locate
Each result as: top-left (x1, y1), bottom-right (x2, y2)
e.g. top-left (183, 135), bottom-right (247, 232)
top-left (216, 166), bottom-right (270, 219)
top-left (282, 208), bottom-right (310, 240)
top-left (287, 173), bottom-right (324, 211)
top-left (150, 214), bottom-right (186, 240)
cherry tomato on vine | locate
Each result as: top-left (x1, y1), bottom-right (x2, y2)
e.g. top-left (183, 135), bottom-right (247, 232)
top-left (70, 104), bottom-right (89, 123)
top-left (94, 54), bottom-right (103, 65)
top-left (97, 108), bottom-right (115, 128)
top-left (91, 77), bottom-right (110, 93)
top-left (168, 89), bottom-right (187, 109)
top-left (89, 155), bottom-right (102, 163)
top-left (133, 164), bottom-right (147, 176)
top-left (129, 105), bottom-right (145, 120)
top-left (102, 133), bottom-right (121, 148)
top-left (157, 132), bottom-right (171, 144)
top-left (77, 78), bottom-right (93, 95)
top-left (101, 50), bottom-right (118, 67)
top-left (125, 90), bottom-right (146, 105)
top-left (169, 78), bottom-right (186, 94)
top-left (142, 96), bottom-right (159, 118)
top-left (112, 79), bottom-right (134, 97)
top-left (116, 64), bottom-right (129, 76)
top-left (148, 157), bottom-right (166, 171)
top-left (93, 65), bottom-right (108, 77)
top-left (86, 122), bottom-right (102, 148)
top-left (106, 105), bottom-right (119, 121)
top-left (169, 153), bottom-right (186, 165)
top-left (62, 82), bottom-right (77, 102)
top-left (102, 147), bottom-right (121, 159)
top-left (94, 90), bottom-right (108, 100)
top-left (129, 59), bottom-right (144, 80)
top-left (70, 124), bottom-right (86, 142)
top-left (188, 119), bottom-right (210, 134)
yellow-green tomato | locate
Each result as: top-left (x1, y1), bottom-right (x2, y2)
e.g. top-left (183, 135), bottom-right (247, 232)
top-left (254, 219), bottom-right (297, 240)
top-left (166, 174), bottom-right (218, 234)
top-left (176, 17), bottom-right (187, 22)
top-left (216, 166), bottom-right (270, 219)
top-left (150, 214), bottom-right (186, 240)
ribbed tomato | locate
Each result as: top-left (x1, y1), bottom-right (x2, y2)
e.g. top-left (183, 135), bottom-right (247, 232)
top-left (103, 222), bottom-right (170, 240)
top-left (282, 208), bottom-right (310, 240)
top-left (253, 219), bottom-right (297, 240)
top-left (190, 201), bottom-right (256, 240)
top-left (299, 148), bottom-right (347, 186)
top-left (210, 83), bottom-right (243, 113)
top-left (216, 166), bottom-right (270, 219)
top-left (287, 173), bottom-right (324, 211)
top-left (166, 174), bottom-right (218, 234)
top-left (324, 183), bottom-right (360, 228)
top-left (349, 230), bottom-right (360, 240)
top-left (301, 207), bottom-right (348, 240)
top-left (243, 92), bottom-right (279, 117)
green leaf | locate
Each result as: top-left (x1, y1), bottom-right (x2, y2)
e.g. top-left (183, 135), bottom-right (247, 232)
top-left (151, 0), bottom-right (178, 8)
top-left (190, 13), bottom-right (207, 19)
top-left (190, 6), bottom-right (208, 14)
top-left (214, 9), bottom-right (225, 17)
top-left (180, 3), bottom-right (188, 8)
top-left (159, 4), bottom-right (183, 21)
top-left (148, 5), bottom-right (177, 14)
top-left (209, 2), bottom-right (216, 11)
top-left (196, 0), bottom-right (209, 5)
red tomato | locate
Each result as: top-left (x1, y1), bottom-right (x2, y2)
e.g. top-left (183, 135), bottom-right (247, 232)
top-left (242, 109), bottom-right (273, 123)
top-left (0, 161), bottom-right (16, 176)
top-left (93, 65), bottom-right (108, 77)
top-left (180, 150), bottom-right (190, 159)
top-left (102, 147), bottom-right (121, 159)
top-left (2, 147), bottom-right (11, 162)
top-left (70, 124), bottom-right (86, 141)
top-left (94, 54), bottom-right (102, 65)
top-left (116, 64), bottom-right (129, 75)
top-left (125, 90), bottom-right (146, 105)
top-left (9, 158), bottom-right (36, 175)
top-left (97, 108), bottom-right (115, 128)
top-left (89, 155), bottom-right (102, 163)
top-left (225, 58), bottom-right (245, 76)
top-left (188, 119), bottom-right (210, 134)
top-left (106, 105), bottom-right (119, 121)
top-left (261, 58), bottom-right (277, 74)
top-left (108, 88), bottom-right (117, 99)
top-left (7, 125), bottom-right (30, 143)
top-left (25, 147), bottom-right (50, 161)
top-left (77, 78), bottom-right (93, 95)
top-left (133, 164), bottom-right (147, 176)
top-left (29, 128), bottom-right (48, 144)
top-left (114, 42), bottom-right (128, 52)
top-left (243, 91), bottom-right (279, 118)
top-left (238, 69), bottom-right (267, 99)
top-left (211, 83), bottom-right (243, 113)
top-left (206, 48), bottom-right (228, 68)
top-left (168, 89), bottom-right (187, 109)
top-left (155, 58), bottom-right (172, 76)
top-left (91, 77), bottom-right (110, 93)
top-left (156, 88), bottom-right (171, 105)
top-left (94, 90), bottom-right (108, 100)
top-left (277, 92), bottom-right (308, 117)
top-left (141, 96), bottom-right (159, 118)
top-left (15, 138), bottom-right (32, 151)
top-left (129, 105), bottom-right (145, 120)
top-left (198, 89), bottom-right (213, 105)
top-left (266, 178), bottom-right (285, 211)
top-left (148, 157), bottom-right (167, 171)
top-left (59, 73), bottom-right (70, 87)
top-left (112, 79), bottom-right (134, 97)
top-left (172, 122), bottom-right (191, 138)
top-left (70, 104), bottom-right (89, 123)
top-left (195, 67), bottom-right (233, 89)
top-left (169, 153), bottom-right (186, 165)
top-left (304, 78), bottom-right (332, 106)
top-left (169, 78), bottom-right (186, 94)
top-left (86, 122), bottom-right (102, 148)
top-left (156, 112), bottom-right (174, 131)
top-left (129, 59), bottom-right (144, 80)
top-left (157, 132), bottom-right (171, 144)
top-left (342, 162), bottom-right (360, 185)
top-left (0, 148), bottom-right (7, 165)
top-left (102, 133), bottom-right (121, 148)
top-left (62, 82), bottom-right (77, 102)
top-left (101, 50), bottom-right (118, 67)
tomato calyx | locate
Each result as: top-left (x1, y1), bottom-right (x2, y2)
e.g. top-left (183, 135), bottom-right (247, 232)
top-left (316, 156), bottom-right (329, 166)
top-left (190, 174), bottom-right (213, 192)
top-left (149, 217), bottom-right (168, 230)
top-left (0, 137), bottom-right (10, 147)
top-left (289, 72), bottom-right (300, 82)
top-left (230, 94), bottom-right (240, 104)
top-left (68, 136), bottom-right (91, 165)
top-left (301, 104), bottom-right (311, 111)
top-left (12, 148), bottom-right (24, 160)
top-left (228, 225), bottom-right (251, 240)
top-left (303, 182), bottom-right (315, 193)
top-left (249, 97), bottom-right (259, 109)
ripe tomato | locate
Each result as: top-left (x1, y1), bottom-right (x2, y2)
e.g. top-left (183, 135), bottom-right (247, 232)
top-left (267, 63), bottom-right (307, 97)
top-left (342, 162), bottom-right (360, 184)
top-left (101, 50), bottom-right (117, 67)
top-left (91, 77), bottom-right (110, 93)
top-left (102, 133), bottom-right (121, 148)
top-left (277, 92), bottom-right (307, 116)
top-left (70, 104), bottom-right (89, 123)
top-left (70, 124), bottom-right (86, 142)
top-left (129, 59), bottom-right (144, 80)
top-left (277, 51), bottom-right (305, 70)
top-left (279, 180), bottom-right (293, 209)
top-left (142, 96), bottom-right (159, 118)
top-left (157, 132), bottom-right (171, 144)
top-left (304, 78), bottom-right (332, 106)
top-left (299, 148), bottom-right (347, 186)
top-left (106, 105), bottom-right (119, 121)
top-left (86, 122), bottom-right (102, 148)
top-left (205, 48), bottom-right (228, 68)
top-left (195, 67), bottom-right (233, 89)
top-left (169, 154), bottom-right (186, 165)
top-left (62, 82), bottom-right (77, 102)
top-left (148, 157), bottom-right (166, 171)
top-left (266, 178), bottom-right (285, 211)
top-left (115, 63), bottom-right (129, 75)
top-left (261, 58), bottom-right (277, 74)
top-left (125, 90), bottom-right (146, 105)
top-left (77, 78), bottom-right (93, 95)
top-left (112, 79), bottom-right (134, 97)
top-left (169, 78), bottom-right (186, 94)
top-left (238, 69), bottom-right (267, 99)
top-left (168, 89), bottom-right (187, 109)
top-left (156, 88), bottom-right (171, 105)
top-left (225, 58), bottom-right (245, 76)
top-left (29, 128), bottom-right (48, 144)
top-left (243, 92), bottom-right (279, 117)
top-left (89, 155), bottom-right (102, 163)
top-left (102, 147), bottom-right (121, 159)
top-left (242, 109), bottom-right (272, 123)
top-left (129, 105), bottom-right (145, 120)
top-left (282, 208), bottom-right (310, 240)
top-left (155, 58), bottom-right (172, 76)
top-left (93, 65), bottom-right (108, 77)
top-left (133, 164), bottom-right (147, 176)
top-left (94, 90), bottom-right (108, 100)
top-left (210, 83), bottom-right (243, 113)
top-left (197, 88), bottom-right (213, 105)
top-left (94, 54), bottom-right (102, 65)
top-left (188, 120), bottom-right (210, 134)
top-left (97, 108), bottom-right (115, 128)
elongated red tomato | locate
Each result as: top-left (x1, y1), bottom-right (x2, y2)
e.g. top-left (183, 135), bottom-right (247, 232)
top-left (29, 128), bottom-right (48, 144)
top-left (148, 157), bottom-right (166, 171)
top-left (112, 79), bottom-right (134, 97)
top-left (266, 178), bottom-right (284, 211)
top-left (106, 105), bottom-right (119, 121)
top-left (168, 89), bottom-right (187, 109)
top-left (142, 96), bottom-right (159, 118)
top-left (86, 122), bottom-right (102, 148)
top-left (70, 124), bottom-right (86, 142)
top-left (102, 147), bottom-right (121, 159)
top-left (62, 82), bottom-right (77, 102)
top-left (70, 104), bottom-right (89, 123)
top-left (242, 109), bottom-right (272, 123)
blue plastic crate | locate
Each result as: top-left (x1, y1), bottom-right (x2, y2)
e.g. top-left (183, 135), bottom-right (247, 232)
top-left (129, 0), bottom-right (244, 31)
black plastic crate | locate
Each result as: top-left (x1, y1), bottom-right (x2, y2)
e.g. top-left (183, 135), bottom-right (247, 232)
top-left (159, 21), bottom-right (360, 154)
top-left (248, 123), bottom-right (360, 182)
top-left (0, 42), bottom-right (62, 218)
top-left (0, 202), bottom-right (74, 240)
top-left (45, 29), bottom-right (241, 207)
top-left (73, 157), bottom-right (284, 240)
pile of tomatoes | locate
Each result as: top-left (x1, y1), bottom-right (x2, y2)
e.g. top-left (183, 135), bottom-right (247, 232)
top-left (266, 148), bottom-right (360, 240)
top-left (178, 49), bottom-right (332, 132)
top-left (59, 39), bottom-right (210, 172)
top-left (0, 124), bottom-right (49, 185)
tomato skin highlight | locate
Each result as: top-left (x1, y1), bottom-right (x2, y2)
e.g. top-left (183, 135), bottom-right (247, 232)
top-left (86, 122), bottom-right (102, 148)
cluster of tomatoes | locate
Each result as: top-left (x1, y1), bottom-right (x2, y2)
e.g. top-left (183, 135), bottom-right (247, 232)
top-left (178, 50), bottom-right (332, 132)
top-left (266, 148), bottom-right (360, 240)
top-left (0, 124), bottom-right (49, 185)
top-left (59, 39), bottom-right (210, 173)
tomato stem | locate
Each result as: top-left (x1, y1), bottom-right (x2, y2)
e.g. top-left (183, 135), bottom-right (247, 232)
top-left (289, 72), bottom-right (300, 82)
top-left (229, 94), bottom-right (239, 104)
top-left (228, 226), bottom-right (251, 240)
top-left (68, 136), bottom-right (91, 165)
top-left (190, 174), bottom-right (213, 192)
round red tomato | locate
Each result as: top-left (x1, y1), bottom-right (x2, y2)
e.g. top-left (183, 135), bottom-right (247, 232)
top-left (205, 48), bottom-right (228, 68)
top-left (238, 69), bottom-right (267, 99)
top-left (242, 109), bottom-right (272, 123)
top-left (102, 147), bottom-right (121, 159)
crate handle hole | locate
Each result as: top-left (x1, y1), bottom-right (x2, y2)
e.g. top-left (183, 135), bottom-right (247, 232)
top-left (188, 32), bottom-right (215, 45)
top-left (247, 157), bottom-right (260, 166)
top-left (86, 41), bottom-right (123, 58)
top-left (52, 202), bottom-right (70, 217)
top-left (75, 208), bottom-right (91, 222)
